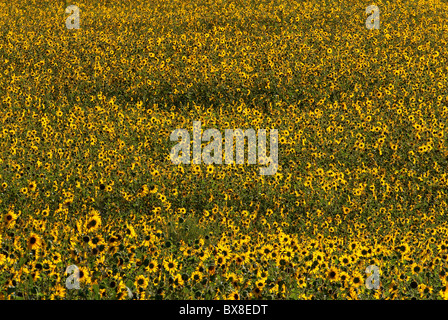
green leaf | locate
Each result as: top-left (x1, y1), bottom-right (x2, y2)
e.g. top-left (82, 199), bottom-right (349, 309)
top-left (92, 284), bottom-right (100, 300)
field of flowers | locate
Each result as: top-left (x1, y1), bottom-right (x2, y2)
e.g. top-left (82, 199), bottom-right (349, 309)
top-left (1, 0), bottom-right (448, 300)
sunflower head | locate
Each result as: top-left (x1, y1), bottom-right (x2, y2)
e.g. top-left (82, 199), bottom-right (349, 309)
top-left (351, 272), bottom-right (363, 288)
top-left (228, 291), bottom-right (240, 300)
top-left (327, 267), bottom-right (339, 282)
top-left (252, 286), bottom-right (262, 298)
top-left (134, 275), bottom-right (149, 289)
top-left (4, 211), bottom-right (17, 226)
top-left (85, 210), bottom-right (101, 233)
top-left (27, 233), bottom-right (41, 250)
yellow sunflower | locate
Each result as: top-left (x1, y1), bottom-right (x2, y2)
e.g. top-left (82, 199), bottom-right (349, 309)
top-left (134, 275), bottom-right (149, 290)
top-left (85, 209), bottom-right (101, 233)
top-left (190, 271), bottom-right (203, 283)
top-left (163, 257), bottom-right (179, 274)
top-left (27, 233), bottom-right (41, 250)
top-left (4, 210), bottom-right (17, 227)
top-left (77, 266), bottom-right (91, 285)
top-left (350, 272), bottom-right (363, 288)
top-left (327, 267), bottom-right (339, 282)
top-left (145, 260), bottom-right (159, 273)
top-left (227, 290), bottom-right (240, 300)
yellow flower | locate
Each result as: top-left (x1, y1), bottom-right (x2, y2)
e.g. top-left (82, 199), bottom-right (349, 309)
top-left (350, 272), bottom-right (363, 288)
top-left (227, 290), bottom-right (240, 300)
top-left (163, 257), bottom-right (179, 274)
top-left (410, 263), bottom-right (422, 275)
top-left (28, 181), bottom-right (37, 192)
top-left (145, 260), bottom-right (159, 273)
top-left (77, 266), bottom-right (91, 285)
top-left (4, 210), bottom-right (17, 227)
top-left (85, 210), bottom-right (101, 233)
top-left (327, 267), bottom-right (339, 282)
top-left (134, 275), bottom-right (149, 289)
top-left (27, 233), bottom-right (41, 250)
top-left (190, 271), bottom-right (203, 283)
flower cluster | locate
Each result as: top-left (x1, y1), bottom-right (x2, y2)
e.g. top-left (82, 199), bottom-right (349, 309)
top-left (0, 0), bottom-right (448, 299)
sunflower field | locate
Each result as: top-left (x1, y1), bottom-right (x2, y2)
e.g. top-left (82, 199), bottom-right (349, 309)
top-left (1, 0), bottom-right (448, 300)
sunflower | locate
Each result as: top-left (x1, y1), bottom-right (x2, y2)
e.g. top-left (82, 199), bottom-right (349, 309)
top-left (215, 253), bottom-right (226, 266)
top-left (53, 284), bottom-right (66, 298)
top-left (4, 211), bottom-right (17, 227)
top-left (28, 181), bottom-right (37, 192)
top-left (173, 273), bottom-right (185, 288)
top-left (197, 250), bottom-right (210, 262)
top-left (227, 290), bottom-right (240, 300)
top-left (207, 265), bottom-right (216, 276)
top-left (234, 254), bottom-right (245, 266)
top-left (116, 282), bottom-right (130, 300)
top-left (418, 284), bottom-right (432, 298)
top-left (312, 250), bottom-right (325, 264)
top-left (276, 254), bottom-right (289, 268)
top-left (339, 254), bottom-right (351, 267)
top-left (31, 271), bottom-right (41, 281)
top-left (146, 260), bottom-right (159, 273)
top-left (410, 262), bottom-right (422, 275)
top-left (85, 210), bottom-right (101, 233)
top-left (396, 242), bottom-right (410, 255)
top-left (348, 287), bottom-right (359, 300)
top-left (259, 244), bottom-right (273, 259)
top-left (225, 272), bottom-right (239, 286)
top-left (358, 245), bottom-right (371, 258)
top-left (163, 257), bottom-right (179, 274)
top-left (77, 266), bottom-right (91, 285)
top-left (350, 272), bottom-right (363, 288)
top-left (252, 286), bottom-right (262, 298)
top-left (190, 271), bottom-right (203, 283)
top-left (342, 206), bottom-right (350, 214)
top-left (296, 276), bottom-right (307, 288)
top-left (27, 233), bottom-right (41, 250)
top-left (41, 207), bottom-right (50, 217)
top-left (134, 275), bottom-right (149, 290)
top-left (206, 165), bottom-right (214, 174)
top-left (348, 241), bottom-right (358, 251)
top-left (439, 282), bottom-right (448, 300)
top-left (255, 278), bottom-right (266, 289)
top-left (327, 267), bottom-right (339, 282)
top-left (339, 271), bottom-right (349, 286)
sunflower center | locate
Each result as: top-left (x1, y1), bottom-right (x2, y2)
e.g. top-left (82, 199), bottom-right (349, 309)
top-left (87, 220), bottom-right (97, 228)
